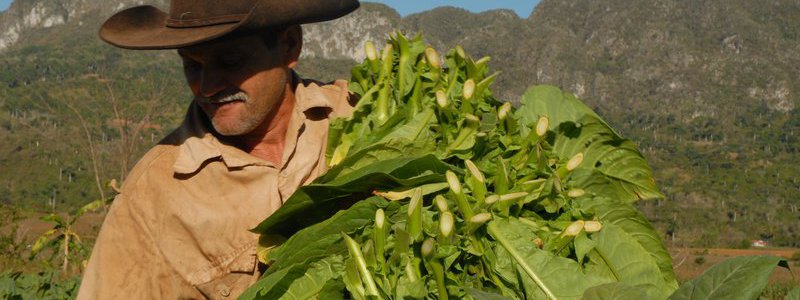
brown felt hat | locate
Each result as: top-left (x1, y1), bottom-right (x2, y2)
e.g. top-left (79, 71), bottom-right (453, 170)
top-left (99, 0), bottom-right (360, 50)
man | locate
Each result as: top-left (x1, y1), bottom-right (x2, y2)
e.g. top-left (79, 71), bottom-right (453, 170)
top-left (78, 0), bottom-right (360, 298)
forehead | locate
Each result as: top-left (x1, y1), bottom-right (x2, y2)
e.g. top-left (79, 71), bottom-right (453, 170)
top-left (177, 34), bottom-right (265, 58)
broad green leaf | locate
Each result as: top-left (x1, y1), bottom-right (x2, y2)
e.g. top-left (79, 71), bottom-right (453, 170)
top-left (322, 139), bottom-right (436, 181)
top-left (276, 255), bottom-right (345, 299)
top-left (668, 256), bottom-right (787, 300)
top-left (586, 223), bottom-right (673, 299)
top-left (253, 155), bottom-right (451, 236)
top-left (516, 85), bottom-right (607, 134)
top-left (517, 85), bottom-right (663, 202)
top-left (317, 279), bottom-right (347, 300)
top-left (488, 218), bottom-right (611, 300)
top-left (240, 255), bottom-right (345, 300)
top-left (379, 108), bottom-right (436, 143)
top-left (574, 232), bottom-right (596, 265)
top-left (553, 116), bottom-right (664, 202)
top-left (394, 274), bottom-right (427, 299)
top-left (577, 198), bottom-right (677, 288)
top-left (465, 287), bottom-right (514, 300)
top-left (239, 264), bottom-right (307, 300)
top-left (581, 283), bottom-right (648, 300)
top-left (265, 198), bottom-right (396, 273)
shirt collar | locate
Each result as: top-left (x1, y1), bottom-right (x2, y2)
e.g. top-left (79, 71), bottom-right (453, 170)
top-left (172, 72), bottom-right (337, 175)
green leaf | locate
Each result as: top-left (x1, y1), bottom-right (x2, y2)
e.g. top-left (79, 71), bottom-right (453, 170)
top-left (265, 198), bottom-right (396, 273)
top-left (578, 198), bottom-right (678, 289)
top-left (317, 279), bottom-right (347, 300)
top-left (465, 287), bottom-right (514, 300)
top-left (516, 85), bottom-right (607, 134)
top-left (581, 283), bottom-right (648, 300)
top-left (239, 264), bottom-right (306, 300)
top-left (668, 256), bottom-right (787, 300)
top-left (574, 232), bottom-right (596, 265)
top-left (394, 272), bottom-right (427, 299)
top-left (252, 155), bottom-right (452, 237)
top-left (488, 218), bottom-right (611, 300)
top-left (276, 255), bottom-right (345, 299)
top-left (553, 116), bottom-right (664, 202)
top-left (240, 255), bottom-right (345, 300)
top-left (517, 85), bottom-right (663, 203)
top-left (379, 108), bottom-right (436, 143)
top-left (586, 223), bottom-right (674, 299)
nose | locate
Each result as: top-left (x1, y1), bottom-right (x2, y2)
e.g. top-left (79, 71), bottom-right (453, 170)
top-left (198, 68), bottom-right (227, 98)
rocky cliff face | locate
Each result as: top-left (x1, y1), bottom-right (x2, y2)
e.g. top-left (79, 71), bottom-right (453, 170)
top-left (302, 3), bottom-right (400, 61)
top-left (0, 0), bottom-right (169, 51)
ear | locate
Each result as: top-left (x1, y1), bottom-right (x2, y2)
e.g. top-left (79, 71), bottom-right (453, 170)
top-left (281, 25), bottom-right (303, 69)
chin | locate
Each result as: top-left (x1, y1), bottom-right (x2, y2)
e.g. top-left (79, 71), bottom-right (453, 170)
top-left (210, 121), bottom-right (251, 136)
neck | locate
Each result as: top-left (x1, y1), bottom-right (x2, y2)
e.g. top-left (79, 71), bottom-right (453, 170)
top-left (224, 85), bottom-right (296, 166)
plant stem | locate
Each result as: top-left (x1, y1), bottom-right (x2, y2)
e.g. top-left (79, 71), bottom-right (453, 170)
top-left (343, 234), bottom-right (380, 297)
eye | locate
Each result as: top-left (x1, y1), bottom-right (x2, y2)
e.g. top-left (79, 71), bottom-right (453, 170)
top-left (182, 58), bottom-right (202, 73)
top-left (220, 55), bottom-right (243, 70)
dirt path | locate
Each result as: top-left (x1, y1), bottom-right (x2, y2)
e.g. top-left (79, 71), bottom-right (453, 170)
top-left (6, 211), bottom-right (106, 243)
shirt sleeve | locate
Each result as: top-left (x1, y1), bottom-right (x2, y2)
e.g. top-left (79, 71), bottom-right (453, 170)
top-left (77, 193), bottom-right (193, 299)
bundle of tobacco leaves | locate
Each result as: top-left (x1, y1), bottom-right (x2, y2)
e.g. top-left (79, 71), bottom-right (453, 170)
top-left (240, 33), bottom-right (788, 300)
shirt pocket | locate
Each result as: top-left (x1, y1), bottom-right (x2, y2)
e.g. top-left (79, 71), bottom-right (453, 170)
top-left (194, 249), bottom-right (258, 299)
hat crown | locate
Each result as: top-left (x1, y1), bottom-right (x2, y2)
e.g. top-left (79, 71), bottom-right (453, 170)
top-left (167, 0), bottom-right (254, 28)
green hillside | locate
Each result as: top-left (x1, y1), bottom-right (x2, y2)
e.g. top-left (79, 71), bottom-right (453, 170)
top-left (0, 0), bottom-right (798, 249)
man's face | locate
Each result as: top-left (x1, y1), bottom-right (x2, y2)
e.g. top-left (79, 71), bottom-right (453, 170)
top-left (178, 33), bottom-right (291, 136)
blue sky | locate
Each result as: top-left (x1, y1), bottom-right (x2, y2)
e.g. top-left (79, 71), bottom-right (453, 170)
top-left (0, 0), bottom-right (540, 17)
top-left (365, 1), bottom-right (540, 17)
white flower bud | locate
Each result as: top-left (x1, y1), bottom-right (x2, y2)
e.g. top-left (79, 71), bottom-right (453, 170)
top-left (425, 47), bottom-right (441, 69)
top-left (435, 195), bottom-right (449, 212)
top-left (446, 171), bottom-right (462, 195)
top-left (498, 102), bottom-right (512, 121)
top-left (421, 238), bottom-right (436, 258)
top-left (436, 90), bottom-right (448, 108)
top-left (463, 79), bottom-right (476, 100)
top-left (465, 160), bottom-right (485, 183)
top-left (567, 189), bottom-right (586, 198)
top-left (365, 41), bottom-right (378, 61)
top-left (536, 116), bottom-right (549, 137)
top-left (567, 153), bottom-right (584, 171)
top-left (440, 212), bottom-right (454, 238)
top-left (563, 220), bottom-right (585, 237)
top-left (584, 221), bottom-right (602, 233)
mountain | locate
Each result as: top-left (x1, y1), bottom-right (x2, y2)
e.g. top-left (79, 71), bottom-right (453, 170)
top-left (1, 0), bottom-right (798, 248)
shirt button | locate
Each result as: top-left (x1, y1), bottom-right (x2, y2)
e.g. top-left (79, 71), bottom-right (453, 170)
top-left (218, 284), bottom-right (231, 297)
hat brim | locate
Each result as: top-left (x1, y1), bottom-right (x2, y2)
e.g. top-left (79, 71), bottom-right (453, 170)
top-left (99, 6), bottom-right (243, 50)
top-left (100, 1), bottom-right (360, 50)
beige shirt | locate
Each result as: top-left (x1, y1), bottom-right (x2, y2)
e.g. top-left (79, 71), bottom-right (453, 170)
top-left (78, 77), bottom-right (353, 299)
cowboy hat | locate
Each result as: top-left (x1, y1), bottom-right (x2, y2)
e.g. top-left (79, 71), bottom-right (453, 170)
top-left (99, 0), bottom-right (360, 50)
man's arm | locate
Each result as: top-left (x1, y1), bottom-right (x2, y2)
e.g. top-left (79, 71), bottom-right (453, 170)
top-left (77, 193), bottom-right (195, 299)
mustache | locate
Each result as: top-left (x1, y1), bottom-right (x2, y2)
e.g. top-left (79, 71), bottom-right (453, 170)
top-left (195, 91), bottom-right (249, 104)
